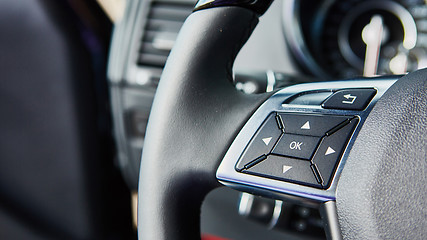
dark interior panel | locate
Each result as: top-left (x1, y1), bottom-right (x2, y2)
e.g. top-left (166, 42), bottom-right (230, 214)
top-left (0, 0), bottom-right (133, 239)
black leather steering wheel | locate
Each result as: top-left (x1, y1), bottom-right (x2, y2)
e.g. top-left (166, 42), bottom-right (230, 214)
top-left (137, 1), bottom-right (426, 239)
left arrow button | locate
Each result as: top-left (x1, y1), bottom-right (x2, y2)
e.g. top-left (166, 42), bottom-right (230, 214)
top-left (235, 113), bottom-right (282, 171)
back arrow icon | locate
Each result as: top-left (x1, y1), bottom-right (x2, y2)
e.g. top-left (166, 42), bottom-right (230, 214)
top-left (342, 94), bottom-right (357, 104)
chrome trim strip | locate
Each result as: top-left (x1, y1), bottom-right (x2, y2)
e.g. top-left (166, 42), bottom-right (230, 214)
top-left (238, 192), bottom-right (254, 217)
top-left (266, 70), bottom-right (276, 93)
top-left (320, 201), bottom-right (342, 240)
top-left (268, 200), bottom-right (283, 229)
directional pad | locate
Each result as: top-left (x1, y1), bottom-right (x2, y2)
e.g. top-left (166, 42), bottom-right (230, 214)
top-left (236, 112), bottom-right (358, 189)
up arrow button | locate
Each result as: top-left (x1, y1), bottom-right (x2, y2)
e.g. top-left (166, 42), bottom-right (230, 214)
top-left (278, 113), bottom-right (350, 137)
top-left (282, 165), bottom-right (292, 174)
top-left (301, 121), bottom-right (310, 130)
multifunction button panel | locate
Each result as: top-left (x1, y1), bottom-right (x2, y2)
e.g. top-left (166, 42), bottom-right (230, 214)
top-left (235, 113), bottom-right (358, 188)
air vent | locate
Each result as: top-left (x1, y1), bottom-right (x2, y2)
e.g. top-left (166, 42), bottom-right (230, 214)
top-left (137, 2), bottom-right (194, 68)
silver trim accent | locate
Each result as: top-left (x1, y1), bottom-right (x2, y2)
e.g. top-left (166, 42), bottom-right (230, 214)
top-left (268, 200), bottom-right (283, 229)
top-left (217, 78), bottom-right (398, 203)
top-left (266, 70), bottom-right (276, 93)
top-left (238, 192), bottom-right (254, 217)
top-left (320, 201), bottom-right (342, 240)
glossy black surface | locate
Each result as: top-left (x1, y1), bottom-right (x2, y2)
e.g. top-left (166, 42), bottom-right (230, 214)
top-left (194, 0), bottom-right (274, 16)
top-left (287, 91), bottom-right (333, 105)
top-left (322, 88), bottom-right (377, 110)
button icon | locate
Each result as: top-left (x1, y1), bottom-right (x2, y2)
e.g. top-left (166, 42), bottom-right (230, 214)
top-left (300, 121), bottom-right (311, 130)
top-left (289, 141), bottom-right (303, 150)
top-left (342, 94), bottom-right (357, 104)
top-left (262, 137), bottom-right (272, 146)
top-left (272, 134), bottom-right (320, 160)
top-left (323, 89), bottom-right (376, 110)
top-left (282, 165), bottom-right (292, 174)
top-left (325, 147), bottom-right (336, 156)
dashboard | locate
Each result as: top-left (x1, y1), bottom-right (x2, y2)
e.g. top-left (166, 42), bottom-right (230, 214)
top-left (107, 0), bottom-right (426, 239)
top-left (286, 0), bottom-right (427, 79)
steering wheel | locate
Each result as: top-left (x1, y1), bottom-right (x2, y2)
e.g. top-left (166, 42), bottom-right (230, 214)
top-left (137, 1), bottom-right (427, 239)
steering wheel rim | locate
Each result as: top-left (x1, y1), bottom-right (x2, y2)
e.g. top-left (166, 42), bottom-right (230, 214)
top-left (138, 2), bottom-right (426, 239)
top-left (138, 5), bottom-right (272, 239)
top-left (336, 69), bottom-right (427, 239)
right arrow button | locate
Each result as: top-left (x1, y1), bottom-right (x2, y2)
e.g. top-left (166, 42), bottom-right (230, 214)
top-left (325, 147), bottom-right (336, 156)
top-left (312, 118), bottom-right (359, 188)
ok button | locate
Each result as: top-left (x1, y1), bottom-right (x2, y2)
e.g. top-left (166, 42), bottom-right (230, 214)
top-left (289, 141), bottom-right (303, 150)
top-left (272, 134), bottom-right (321, 160)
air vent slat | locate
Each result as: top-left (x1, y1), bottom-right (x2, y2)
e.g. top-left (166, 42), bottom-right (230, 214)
top-left (138, 53), bottom-right (168, 68)
top-left (142, 31), bottom-right (158, 43)
top-left (140, 42), bottom-right (170, 56)
top-left (136, 2), bottom-right (194, 68)
top-left (145, 19), bottom-right (184, 33)
top-left (149, 4), bottom-right (193, 22)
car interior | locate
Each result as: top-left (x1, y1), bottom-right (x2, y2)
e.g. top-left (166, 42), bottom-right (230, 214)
top-left (0, 0), bottom-right (426, 239)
